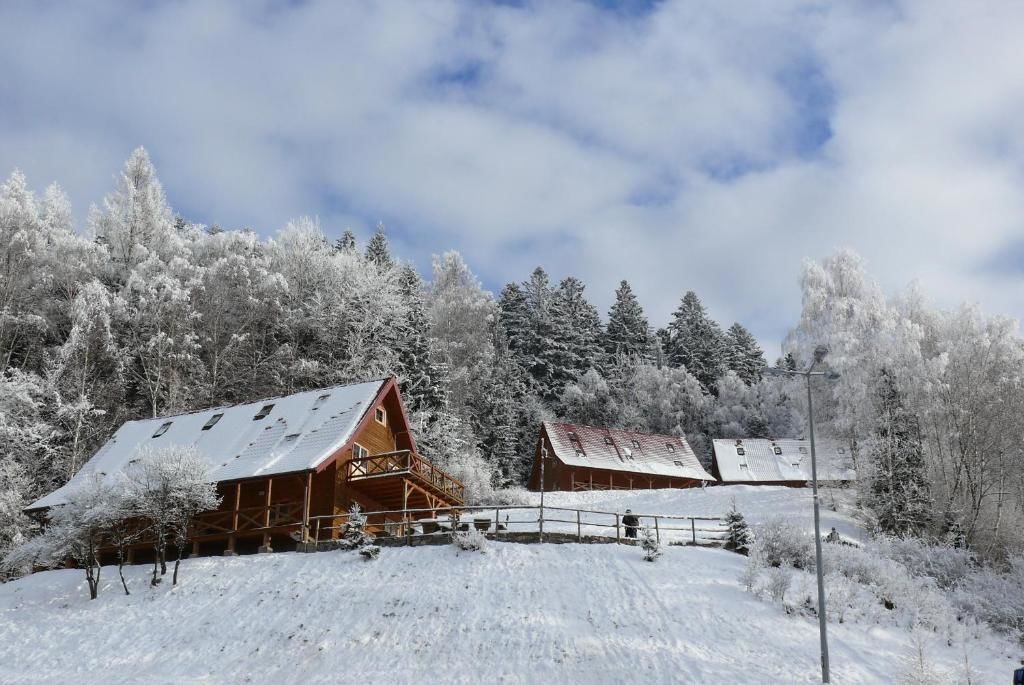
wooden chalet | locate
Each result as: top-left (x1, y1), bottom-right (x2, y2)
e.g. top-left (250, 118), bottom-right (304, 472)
top-left (528, 422), bottom-right (714, 492)
top-left (26, 377), bottom-right (464, 560)
top-left (710, 438), bottom-right (857, 487)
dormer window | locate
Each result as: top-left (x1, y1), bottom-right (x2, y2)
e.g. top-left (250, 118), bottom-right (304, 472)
top-left (798, 446), bottom-right (807, 454)
top-left (152, 422), bottom-right (172, 438)
top-left (567, 431), bottom-right (578, 441)
top-left (283, 433), bottom-right (300, 443)
top-left (604, 436), bottom-right (614, 446)
top-left (666, 443), bottom-right (675, 452)
top-left (202, 414), bottom-right (223, 431)
top-left (773, 445), bottom-right (782, 456)
top-left (312, 394), bottom-right (330, 411)
top-left (375, 407), bottom-right (386, 425)
top-left (673, 460), bottom-right (683, 467)
top-left (253, 404), bottom-right (274, 421)
top-left (575, 449), bottom-right (586, 458)
top-left (631, 439), bottom-right (640, 449)
top-left (736, 447), bottom-right (746, 456)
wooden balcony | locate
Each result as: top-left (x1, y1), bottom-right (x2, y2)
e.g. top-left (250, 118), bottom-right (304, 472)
top-left (347, 450), bottom-right (465, 506)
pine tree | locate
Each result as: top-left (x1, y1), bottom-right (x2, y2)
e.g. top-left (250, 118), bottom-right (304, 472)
top-left (724, 505), bottom-right (753, 555)
top-left (641, 527), bottom-right (661, 562)
top-left (334, 229), bottom-right (357, 254)
top-left (666, 291), bottom-right (726, 391)
top-left (723, 322), bottom-right (766, 384)
top-left (869, 369), bottom-right (931, 536)
top-left (395, 265), bottom-right (449, 415)
top-left (365, 224), bottom-right (392, 268)
top-left (551, 277), bottom-right (605, 383)
top-left (498, 282), bottom-right (530, 361)
top-left (603, 280), bottom-right (653, 362)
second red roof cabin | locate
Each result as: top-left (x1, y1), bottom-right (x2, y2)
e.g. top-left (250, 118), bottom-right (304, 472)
top-left (528, 422), bottom-right (715, 492)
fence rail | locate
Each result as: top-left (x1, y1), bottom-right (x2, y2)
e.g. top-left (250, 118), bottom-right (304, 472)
top-left (308, 504), bottom-right (728, 547)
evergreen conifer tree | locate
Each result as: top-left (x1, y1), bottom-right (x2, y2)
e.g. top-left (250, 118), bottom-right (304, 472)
top-left (641, 526), bottom-right (661, 561)
top-left (724, 322), bottom-right (766, 384)
top-left (334, 229), bottom-right (357, 254)
top-left (551, 276), bottom-right (605, 386)
top-left (666, 291), bottom-right (726, 391)
top-left (365, 224), bottom-right (392, 268)
top-left (724, 505), bottom-right (753, 555)
top-left (603, 280), bottom-right (653, 362)
top-left (869, 369), bottom-right (931, 536)
top-left (395, 265), bottom-right (449, 415)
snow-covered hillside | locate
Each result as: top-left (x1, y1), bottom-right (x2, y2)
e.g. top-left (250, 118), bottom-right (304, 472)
top-left (0, 487), bottom-right (1016, 684)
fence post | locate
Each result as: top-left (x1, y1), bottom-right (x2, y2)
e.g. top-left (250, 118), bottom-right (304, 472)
top-left (691, 518), bottom-right (696, 545)
top-left (494, 508), bottom-right (500, 536)
top-left (313, 518), bottom-right (320, 546)
top-left (577, 510), bottom-right (582, 542)
top-left (654, 516), bottom-right (660, 544)
top-left (615, 513), bottom-right (621, 545)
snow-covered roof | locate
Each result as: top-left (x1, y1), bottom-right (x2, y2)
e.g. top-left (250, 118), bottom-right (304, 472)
top-left (543, 422), bottom-right (714, 481)
top-left (28, 378), bottom-right (391, 511)
top-left (712, 438), bottom-right (857, 483)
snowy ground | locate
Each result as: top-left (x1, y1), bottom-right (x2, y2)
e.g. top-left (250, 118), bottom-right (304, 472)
top-left (0, 487), bottom-right (1017, 684)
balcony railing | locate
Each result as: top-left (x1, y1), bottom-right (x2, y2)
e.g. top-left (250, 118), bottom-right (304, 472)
top-left (347, 450), bottom-right (465, 503)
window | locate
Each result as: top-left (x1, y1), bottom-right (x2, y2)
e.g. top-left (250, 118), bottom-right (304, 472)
top-left (631, 439), bottom-right (640, 449)
top-left (283, 433), bottom-right (300, 443)
top-left (152, 422), bottom-right (172, 438)
top-left (567, 431), bottom-right (578, 441)
top-left (253, 404), bottom-right (274, 421)
top-left (312, 394), bottom-right (330, 411)
top-left (798, 446), bottom-right (807, 454)
top-left (375, 406), bottom-right (386, 425)
top-left (202, 413), bottom-right (223, 431)
top-left (604, 436), bottom-right (614, 445)
top-left (773, 446), bottom-right (782, 456)
top-left (736, 447), bottom-right (746, 456)
top-left (666, 443), bottom-right (675, 452)
top-left (353, 443), bottom-right (369, 460)
top-left (624, 447), bottom-right (634, 461)
top-left (673, 460), bottom-right (684, 467)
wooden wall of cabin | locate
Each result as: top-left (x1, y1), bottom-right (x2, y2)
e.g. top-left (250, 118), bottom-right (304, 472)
top-left (332, 391), bottom-right (402, 516)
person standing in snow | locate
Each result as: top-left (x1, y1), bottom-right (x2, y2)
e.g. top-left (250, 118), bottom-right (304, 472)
top-left (825, 527), bottom-right (841, 544)
top-left (622, 509), bottom-right (640, 540)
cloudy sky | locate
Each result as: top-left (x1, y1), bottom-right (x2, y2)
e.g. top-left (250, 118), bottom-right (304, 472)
top-left (2, 0), bottom-right (1023, 355)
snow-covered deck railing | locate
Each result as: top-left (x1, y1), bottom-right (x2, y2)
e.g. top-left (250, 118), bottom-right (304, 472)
top-left (309, 505), bottom-right (728, 546)
top-left (347, 449), bottom-right (466, 504)
top-left (193, 501), bottom-right (305, 538)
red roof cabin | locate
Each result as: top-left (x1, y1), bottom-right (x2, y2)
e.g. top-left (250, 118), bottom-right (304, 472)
top-left (528, 422), bottom-right (714, 492)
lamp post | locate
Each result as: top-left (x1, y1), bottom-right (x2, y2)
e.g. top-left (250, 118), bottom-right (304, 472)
top-left (769, 345), bottom-right (839, 684)
top-left (539, 443), bottom-right (547, 543)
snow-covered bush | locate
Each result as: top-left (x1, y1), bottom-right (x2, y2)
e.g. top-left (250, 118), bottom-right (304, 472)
top-left (764, 567), bottom-right (790, 603)
top-left (640, 527), bottom-right (660, 562)
top-left (953, 561), bottom-right (1024, 643)
top-left (874, 537), bottom-right (975, 590)
top-left (340, 503), bottom-right (373, 550)
top-left (452, 526), bottom-right (487, 552)
top-left (750, 519), bottom-right (814, 570)
top-left (359, 545), bottom-right (381, 561)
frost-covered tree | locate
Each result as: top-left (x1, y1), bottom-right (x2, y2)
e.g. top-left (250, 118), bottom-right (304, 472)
top-left (560, 368), bottom-right (618, 428)
top-left (334, 229), bottom-right (357, 254)
top-left (640, 526), bottom-right (661, 562)
top-left (869, 369), bottom-right (931, 536)
top-left (395, 264), bottom-right (449, 415)
top-left (724, 505), bottom-right (753, 556)
top-left (551, 276), bottom-right (605, 386)
top-left (723, 322), bottom-right (766, 385)
top-left (365, 223), bottom-right (392, 269)
top-left (602, 280), bottom-right (653, 362)
top-left (89, 147), bottom-right (182, 281)
top-left (666, 291), bottom-right (726, 391)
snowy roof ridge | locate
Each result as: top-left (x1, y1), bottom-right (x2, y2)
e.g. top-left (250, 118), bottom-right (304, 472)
top-left (27, 378), bottom-right (392, 511)
top-left (543, 421), bottom-right (714, 481)
top-left (711, 437), bottom-right (857, 483)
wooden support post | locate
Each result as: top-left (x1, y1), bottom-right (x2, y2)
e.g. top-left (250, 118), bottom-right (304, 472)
top-left (615, 513), bottom-right (621, 545)
top-left (577, 509), bottom-right (582, 542)
top-left (654, 517), bottom-right (660, 544)
top-left (571, 472), bottom-right (574, 491)
top-left (225, 482), bottom-right (241, 556)
top-left (402, 480), bottom-right (410, 541)
top-left (691, 518), bottom-right (696, 545)
top-left (589, 472), bottom-right (593, 490)
top-left (302, 471), bottom-right (312, 543)
top-left (126, 547), bottom-right (135, 565)
top-left (609, 472), bottom-right (613, 490)
top-left (629, 477), bottom-right (633, 491)
top-left (192, 540), bottom-right (200, 557)
top-left (259, 478), bottom-right (273, 553)
top-left (494, 507), bottom-right (501, 535)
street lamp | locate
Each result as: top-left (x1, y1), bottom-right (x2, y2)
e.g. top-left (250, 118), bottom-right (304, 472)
top-left (768, 344), bottom-right (840, 684)
top-left (539, 443), bottom-right (547, 543)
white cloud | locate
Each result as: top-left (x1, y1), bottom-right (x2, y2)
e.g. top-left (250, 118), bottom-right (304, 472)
top-left (1, 0), bottom-right (1022, 356)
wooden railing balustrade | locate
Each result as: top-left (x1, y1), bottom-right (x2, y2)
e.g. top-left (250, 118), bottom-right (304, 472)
top-left (347, 450), bottom-right (466, 503)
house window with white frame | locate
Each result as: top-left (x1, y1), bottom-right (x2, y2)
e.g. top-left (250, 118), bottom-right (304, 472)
top-left (353, 443), bottom-right (369, 460)
top-left (375, 406), bottom-right (386, 425)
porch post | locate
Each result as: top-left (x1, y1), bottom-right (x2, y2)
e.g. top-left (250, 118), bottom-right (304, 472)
top-left (259, 478), bottom-right (273, 553)
top-left (402, 479), bottom-right (409, 537)
top-left (224, 482), bottom-right (242, 556)
top-left (302, 471), bottom-right (312, 543)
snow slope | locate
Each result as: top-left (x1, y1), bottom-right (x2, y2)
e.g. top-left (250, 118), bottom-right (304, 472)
top-left (0, 487), bottom-right (1016, 684)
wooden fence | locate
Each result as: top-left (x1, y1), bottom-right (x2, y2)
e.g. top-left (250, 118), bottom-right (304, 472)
top-left (308, 505), bottom-right (728, 547)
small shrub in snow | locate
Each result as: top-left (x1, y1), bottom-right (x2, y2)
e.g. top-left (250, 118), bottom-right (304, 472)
top-left (640, 527), bottom-right (660, 562)
top-left (340, 503), bottom-right (374, 550)
top-left (764, 567), bottom-right (790, 603)
top-left (953, 561), bottom-right (1024, 643)
top-left (359, 545), bottom-right (381, 561)
top-left (750, 519), bottom-right (814, 571)
top-left (452, 526), bottom-right (487, 552)
top-left (739, 561), bottom-right (760, 593)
